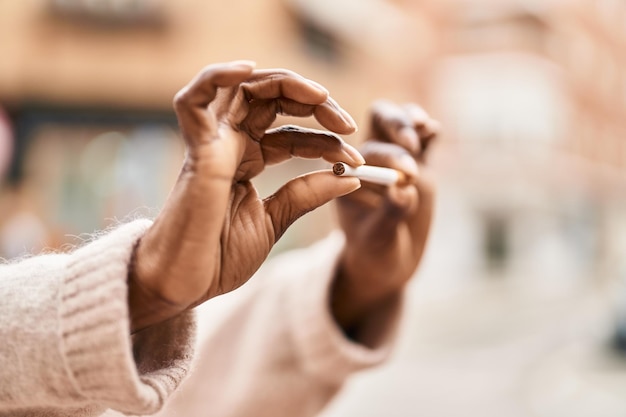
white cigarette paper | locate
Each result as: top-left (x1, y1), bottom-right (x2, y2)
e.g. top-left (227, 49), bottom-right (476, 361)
top-left (332, 162), bottom-right (407, 185)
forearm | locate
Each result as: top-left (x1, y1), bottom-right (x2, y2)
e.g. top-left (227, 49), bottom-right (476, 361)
top-left (153, 232), bottom-right (403, 417)
top-left (331, 265), bottom-right (405, 347)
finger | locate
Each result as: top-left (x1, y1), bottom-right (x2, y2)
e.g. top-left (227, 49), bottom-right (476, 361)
top-left (349, 169), bottom-right (434, 257)
top-left (313, 96), bottom-right (358, 134)
top-left (369, 99), bottom-right (419, 152)
top-left (175, 61), bottom-right (256, 109)
top-left (359, 171), bottom-right (434, 253)
top-left (240, 98), bottom-right (318, 138)
top-left (173, 61), bottom-right (256, 145)
top-left (261, 125), bottom-right (364, 166)
top-left (337, 185), bottom-right (418, 247)
top-left (248, 92), bottom-right (358, 135)
top-left (404, 103), bottom-right (440, 153)
top-left (407, 172), bottom-right (436, 255)
top-left (242, 97), bottom-right (358, 139)
top-left (264, 171), bottom-right (361, 241)
top-left (403, 102), bottom-right (429, 122)
top-left (421, 118), bottom-right (441, 156)
top-left (360, 141), bottom-right (420, 179)
top-left (339, 182), bottom-right (417, 214)
top-left (338, 162), bottom-right (419, 212)
top-left (346, 140), bottom-right (421, 215)
top-left (243, 69), bottom-right (328, 105)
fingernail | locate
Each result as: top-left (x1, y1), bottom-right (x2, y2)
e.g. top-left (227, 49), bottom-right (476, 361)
top-left (307, 79), bottom-right (330, 95)
top-left (399, 126), bottom-right (420, 153)
top-left (399, 153), bottom-right (420, 178)
top-left (339, 108), bottom-right (358, 131)
top-left (343, 144), bottom-right (366, 166)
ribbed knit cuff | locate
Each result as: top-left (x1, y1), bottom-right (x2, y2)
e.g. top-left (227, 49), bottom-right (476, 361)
top-left (59, 220), bottom-right (195, 415)
top-left (287, 233), bottom-right (404, 386)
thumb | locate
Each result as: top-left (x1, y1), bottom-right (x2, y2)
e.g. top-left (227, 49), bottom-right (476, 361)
top-left (264, 170), bottom-right (361, 241)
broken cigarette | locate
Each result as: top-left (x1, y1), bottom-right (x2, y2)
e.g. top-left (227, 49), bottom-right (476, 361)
top-left (332, 162), bottom-right (408, 185)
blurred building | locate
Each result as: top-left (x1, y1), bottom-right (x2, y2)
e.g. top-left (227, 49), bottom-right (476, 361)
top-left (0, 0), bottom-right (441, 255)
top-left (413, 0), bottom-right (626, 288)
top-left (298, 1), bottom-right (626, 416)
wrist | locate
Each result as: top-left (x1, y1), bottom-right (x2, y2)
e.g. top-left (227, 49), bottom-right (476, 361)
top-left (127, 240), bottom-right (184, 333)
top-left (330, 258), bottom-right (403, 338)
top-left (330, 263), bottom-right (404, 347)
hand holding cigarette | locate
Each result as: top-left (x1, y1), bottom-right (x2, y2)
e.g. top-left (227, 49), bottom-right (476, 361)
top-left (331, 100), bottom-right (439, 334)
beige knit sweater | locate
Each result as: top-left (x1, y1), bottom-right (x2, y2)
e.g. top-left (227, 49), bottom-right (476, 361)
top-left (0, 220), bottom-right (402, 417)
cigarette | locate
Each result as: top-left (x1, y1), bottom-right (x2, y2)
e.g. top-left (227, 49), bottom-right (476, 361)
top-left (332, 162), bottom-right (408, 185)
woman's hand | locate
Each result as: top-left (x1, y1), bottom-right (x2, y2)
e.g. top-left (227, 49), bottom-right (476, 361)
top-left (128, 61), bottom-right (365, 332)
top-left (332, 100), bottom-right (440, 335)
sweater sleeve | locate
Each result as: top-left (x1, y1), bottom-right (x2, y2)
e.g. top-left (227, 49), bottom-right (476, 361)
top-left (151, 232), bottom-right (404, 417)
top-left (0, 220), bottom-right (195, 417)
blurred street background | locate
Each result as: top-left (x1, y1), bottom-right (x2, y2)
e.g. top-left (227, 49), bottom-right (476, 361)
top-left (1, 0), bottom-right (625, 415)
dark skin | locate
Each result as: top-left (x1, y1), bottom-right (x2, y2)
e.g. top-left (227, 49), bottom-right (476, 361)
top-left (332, 100), bottom-right (438, 336)
top-left (127, 61), bottom-right (439, 336)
